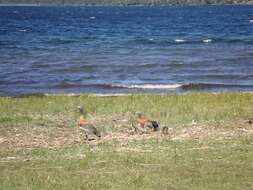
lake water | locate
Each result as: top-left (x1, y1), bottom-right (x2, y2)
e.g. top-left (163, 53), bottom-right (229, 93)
top-left (0, 5), bottom-right (253, 96)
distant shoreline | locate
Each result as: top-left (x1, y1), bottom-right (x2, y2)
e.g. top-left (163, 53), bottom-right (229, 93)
top-left (0, 2), bottom-right (253, 6)
top-left (1, 91), bottom-right (252, 99)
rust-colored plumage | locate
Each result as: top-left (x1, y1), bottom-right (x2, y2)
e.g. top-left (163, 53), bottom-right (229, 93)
top-left (136, 113), bottom-right (160, 131)
top-left (137, 115), bottom-right (149, 128)
top-left (78, 115), bottom-right (92, 126)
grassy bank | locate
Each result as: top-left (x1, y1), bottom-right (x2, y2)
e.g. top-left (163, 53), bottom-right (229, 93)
top-left (0, 92), bottom-right (253, 189)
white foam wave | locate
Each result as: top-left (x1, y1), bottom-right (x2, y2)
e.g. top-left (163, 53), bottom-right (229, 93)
top-left (114, 84), bottom-right (183, 89)
top-left (249, 20), bottom-right (253, 23)
top-left (174, 39), bottom-right (185, 43)
top-left (203, 39), bottom-right (212, 43)
top-left (89, 16), bottom-right (96, 19)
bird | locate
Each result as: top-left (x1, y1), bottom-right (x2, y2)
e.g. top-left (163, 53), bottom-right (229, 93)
top-left (246, 119), bottom-right (252, 125)
top-left (77, 106), bottom-right (101, 141)
top-left (136, 113), bottom-right (160, 132)
top-left (162, 126), bottom-right (169, 135)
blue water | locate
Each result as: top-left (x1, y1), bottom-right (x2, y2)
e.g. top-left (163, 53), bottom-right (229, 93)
top-left (0, 5), bottom-right (253, 96)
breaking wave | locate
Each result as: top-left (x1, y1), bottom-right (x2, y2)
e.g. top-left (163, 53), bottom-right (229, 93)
top-left (51, 82), bottom-right (253, 91)
top-left (113, 84), bottom-right (183, 89)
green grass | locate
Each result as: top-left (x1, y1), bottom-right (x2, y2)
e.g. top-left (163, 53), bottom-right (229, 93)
top-left (0, 92), bottom-right (253, 189)
top-left (1, 138), bottom-right (253, 190)
top-left (0, 92), bottom-right (253, 126)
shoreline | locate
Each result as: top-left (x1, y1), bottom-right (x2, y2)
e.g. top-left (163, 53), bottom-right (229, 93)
top-left (0, 3), bottom-right (253, 6)
top-left (0, 91), bottom-right (253, 99)
top-left (2, 83), bottom-right (253, 98)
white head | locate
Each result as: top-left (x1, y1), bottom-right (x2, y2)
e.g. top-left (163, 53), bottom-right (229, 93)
top-left (77, 106), bottom-right (84, 114)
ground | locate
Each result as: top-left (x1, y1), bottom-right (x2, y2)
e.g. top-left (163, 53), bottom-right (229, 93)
top-left (0, 92), bottom-right (253, 189)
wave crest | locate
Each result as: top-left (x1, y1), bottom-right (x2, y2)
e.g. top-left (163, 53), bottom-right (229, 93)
top-left (112, 84), bottom-right (183, 89)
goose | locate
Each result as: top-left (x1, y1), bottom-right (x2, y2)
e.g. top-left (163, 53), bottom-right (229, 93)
top-left (77, 106), bottom-right (101, 140)
top-left (136, 113), bottom-right (160, 132)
